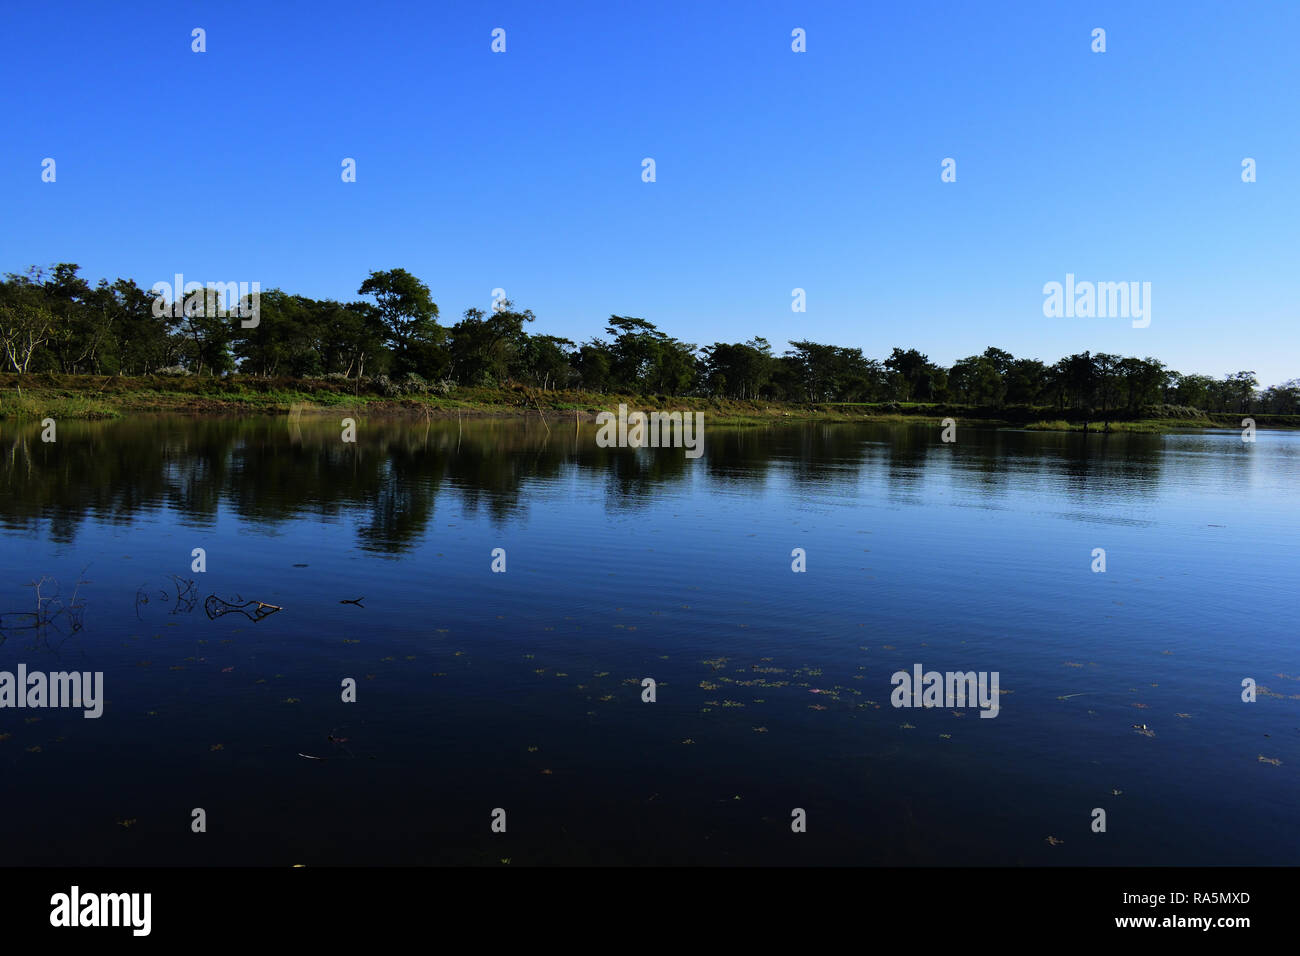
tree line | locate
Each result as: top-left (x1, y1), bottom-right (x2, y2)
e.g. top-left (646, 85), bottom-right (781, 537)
top-left (2, 263), bottom-right (1295, 414)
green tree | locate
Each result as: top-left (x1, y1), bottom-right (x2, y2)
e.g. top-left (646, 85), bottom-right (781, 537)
top-left (448, 300), bottom-right (535, 386)
top-left (357, 268), bottom-right (443, 377)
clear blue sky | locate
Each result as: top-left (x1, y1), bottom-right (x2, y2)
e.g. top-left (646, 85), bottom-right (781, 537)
top-left (3, 0), bottom-right (1296, 384)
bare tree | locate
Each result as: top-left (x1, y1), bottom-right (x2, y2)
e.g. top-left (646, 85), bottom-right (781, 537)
top-left (0, 303), bottom-right (53, 372)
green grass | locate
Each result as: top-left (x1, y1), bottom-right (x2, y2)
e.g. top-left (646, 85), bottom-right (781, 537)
top-left (1, 373), bottom-right (1294, 432)
top-left (0, 389), bottom-right (120, 421)
top-left (1024, 417), bottom-right (1216, 433)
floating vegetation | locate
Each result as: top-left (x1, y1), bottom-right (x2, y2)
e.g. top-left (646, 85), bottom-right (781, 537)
top-left (699, 680), bottom-right (719, 691)
top-left (1111, 789), bottom-right (1123, 796)
top-left (1256, 686), bottom-right (1300, 700)
top-left (808, 704), bottom-right (827, 711)
top-left (1063, 662), bottom-right (1084, 668)
top-left (25, 745), bottom-right (41, 753)
top-left (1045, 836), bottom-right (1064, 847)
top-left (283, 698), bottom-right (301, 704)
top-left (527, 746), bottom-right (538, 752)
top-left (939, 733), bottom-right (952, 739)
top-left (1175, 713), bottom-right (1192, 719)
top-left (899, 722), bottom-right (914, 729)
top-left (210, 744), bottom-right (224, 751)
top-left (752, 727), bottom-right (768, 733)
top-left (681, 738), bottom-right (695, 745)
top-left (115, 819), bottom-right (137, 829)
top-left (1258, 755), bottom-right (1282, 767)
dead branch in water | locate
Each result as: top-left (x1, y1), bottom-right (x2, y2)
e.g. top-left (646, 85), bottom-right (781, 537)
top-left (204, 595), bottom-right (282, 622)
top-left (0, 569), bottom-right (91, 647)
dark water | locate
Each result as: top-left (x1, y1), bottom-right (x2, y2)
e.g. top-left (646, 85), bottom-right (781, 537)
top-left (0, 414), bottom-right (1295, 865)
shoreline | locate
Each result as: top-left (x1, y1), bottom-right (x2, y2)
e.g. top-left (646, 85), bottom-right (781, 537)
top-left (2, 374), bottom-right (1295, 432)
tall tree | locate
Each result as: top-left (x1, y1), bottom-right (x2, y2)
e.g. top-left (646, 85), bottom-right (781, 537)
top-left (357, 269), bottom-right (442, 377)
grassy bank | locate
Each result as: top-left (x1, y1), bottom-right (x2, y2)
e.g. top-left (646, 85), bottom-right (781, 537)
top-left (1, 373), bottom-right (1296, 431)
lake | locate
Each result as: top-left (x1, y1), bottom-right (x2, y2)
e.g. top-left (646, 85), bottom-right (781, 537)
top-left (0, 414), bottom-right (1295, 865)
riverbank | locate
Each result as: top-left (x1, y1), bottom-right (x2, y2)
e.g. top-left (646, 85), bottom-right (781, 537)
top-left (1, 373), bottom-right (1295, 431)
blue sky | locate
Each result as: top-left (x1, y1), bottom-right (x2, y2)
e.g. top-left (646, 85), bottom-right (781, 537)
top-left (2, 0), bottom-right (1296, 384)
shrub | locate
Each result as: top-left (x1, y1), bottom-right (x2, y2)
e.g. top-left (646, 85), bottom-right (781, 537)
top-left (1141, 403), bottom-right (1201, 419)
top-left (400, 372), bottom-right (429, 395)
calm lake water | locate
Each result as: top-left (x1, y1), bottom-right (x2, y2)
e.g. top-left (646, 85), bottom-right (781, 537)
top-left (0, 414), bottom-right (1295, 865)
